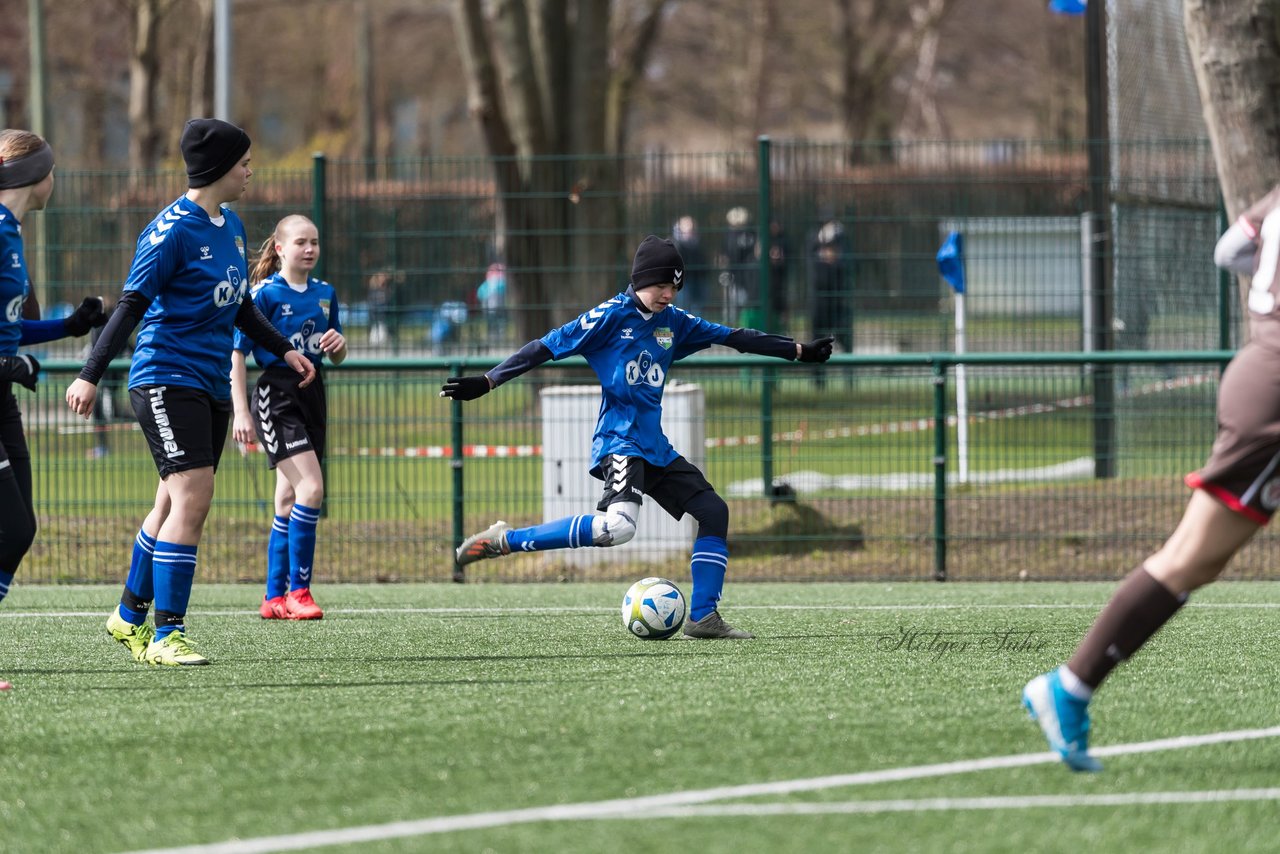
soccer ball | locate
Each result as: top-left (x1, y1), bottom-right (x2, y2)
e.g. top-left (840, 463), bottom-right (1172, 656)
top-left (621, 577), bottom-right (686, 640)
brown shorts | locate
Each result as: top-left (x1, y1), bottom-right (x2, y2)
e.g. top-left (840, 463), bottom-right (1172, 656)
top-left (1186, 342), bottom-right (1280, 524)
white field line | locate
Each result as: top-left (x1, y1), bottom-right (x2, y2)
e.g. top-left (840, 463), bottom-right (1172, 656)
top-left (124, 725), bottom-right (1280, 854)
top-left (4, 601), bottom-right (1280, 620)
top-left (639, 788), bottom-right (1280, 818)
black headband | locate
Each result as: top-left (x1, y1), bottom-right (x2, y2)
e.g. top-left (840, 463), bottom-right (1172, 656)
top-left (0, 141), bottom-right (54, 190)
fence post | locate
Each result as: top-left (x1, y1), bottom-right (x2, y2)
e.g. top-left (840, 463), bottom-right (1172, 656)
top-left (1217, 200), bottom-right (1232, 350)
top-left (309, 152), bottom-right (330, 516)
top-left (450, 361), bottom-right (466, 582)
top-left (757, 136), bottom-right (777, 498)
top-left (311, 152), bottom-right (328, 281)
top-left (932, 360), bottom-right (948, 581)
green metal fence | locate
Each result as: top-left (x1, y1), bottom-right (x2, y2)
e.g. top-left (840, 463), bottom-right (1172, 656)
top-left (15, 139), bottom-right (1254, 586)
top-left (19, 351), bottom-right (1279, 585)
top-left (29, 139), bottom-right (1233, 364)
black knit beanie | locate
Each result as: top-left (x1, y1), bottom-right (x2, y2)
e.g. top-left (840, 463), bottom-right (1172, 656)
top-left (180, 119), bottom-right (251, 188)
top-left (631, 235), bottom-right (684, 291)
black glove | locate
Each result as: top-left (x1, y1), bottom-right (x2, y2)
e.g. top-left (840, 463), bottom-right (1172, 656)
top-left (63, 296), bottom-right (108, 337)
top-left (440, 375), bottom-right (492, 401)
top-left (0, 354), bottom-right (40, 391)
top-left (798, 336), bottom-right (835, 363)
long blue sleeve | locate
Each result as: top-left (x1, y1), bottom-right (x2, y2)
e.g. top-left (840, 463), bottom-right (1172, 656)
top-left (19, 317), bottom-right (67, 346)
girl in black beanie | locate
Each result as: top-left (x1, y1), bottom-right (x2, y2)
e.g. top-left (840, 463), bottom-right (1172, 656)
top-left (68, 119), bottom-right (315, 666)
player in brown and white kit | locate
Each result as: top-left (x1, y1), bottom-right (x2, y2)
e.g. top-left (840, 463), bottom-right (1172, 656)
top-left (1022, 184), bottom-right (1280, 772)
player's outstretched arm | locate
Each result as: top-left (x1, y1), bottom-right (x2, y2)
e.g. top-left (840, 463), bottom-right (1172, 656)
top-left (721, 329), bottom-right (833, 363)
top-left (439, 339), bottom-right (553, 401)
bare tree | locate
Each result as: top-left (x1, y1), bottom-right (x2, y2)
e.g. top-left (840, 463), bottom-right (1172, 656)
top-left (453, 0), bottom-right (670, 337)
top-left (121, 0), bottom-right (179, 172)
top-left (1184, 0), bottom-right (1280, 219)
top-left (188, 0), bottom-right (215, 119)
top-left (835, 0), bottom-right (955, 160)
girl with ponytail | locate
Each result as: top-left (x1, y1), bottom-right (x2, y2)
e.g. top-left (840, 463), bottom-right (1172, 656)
top-left (231, 215), bottom-right (345, 620)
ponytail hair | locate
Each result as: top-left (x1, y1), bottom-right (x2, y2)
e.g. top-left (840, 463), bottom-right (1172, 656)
top-left (249, 232), bottom-right (281, 284)
top-left (249, 214), bottom-right (316, 284)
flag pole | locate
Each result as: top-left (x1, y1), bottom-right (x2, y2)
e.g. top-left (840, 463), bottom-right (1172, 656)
top-left (937, 231), bottom-right (968, 485)
top-left (954, 290), bottom-right (968, 484)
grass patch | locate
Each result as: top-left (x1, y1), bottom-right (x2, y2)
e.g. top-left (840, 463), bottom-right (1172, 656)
top-left (2, 582), bottom-right (1278, 853)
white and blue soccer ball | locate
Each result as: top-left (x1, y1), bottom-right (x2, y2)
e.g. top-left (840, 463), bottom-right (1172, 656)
top-left (621, 577), bottom-right (686, 640)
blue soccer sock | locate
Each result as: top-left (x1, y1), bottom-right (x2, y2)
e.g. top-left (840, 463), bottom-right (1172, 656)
top-left (119, 528), bottom-right (157, 624)
top-left (287, 504), bottom-right (320, 591)
top-left (266, 514), bottom-right (290, 599)
top-left (0, 570), bottom-right (13, 606)
top-left (689, 536), bottom-right (729, 622)
top-left (152, 541), bottom-right (197, 641)
top-left (504, 515), bottom-right (595, 552)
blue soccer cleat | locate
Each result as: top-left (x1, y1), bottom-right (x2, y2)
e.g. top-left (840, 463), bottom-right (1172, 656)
top-left (1022, 669), bottom-right (1102, 772)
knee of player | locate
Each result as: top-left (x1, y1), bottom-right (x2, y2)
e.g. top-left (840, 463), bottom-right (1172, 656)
top-left (3, 517), bottom-right (36, 558)
top-left (592, 509), bottom-right (637, 547)
top-left (687, 491), bottom-right (729, 534)
top-left (296, 479), bottom-right (324, 508)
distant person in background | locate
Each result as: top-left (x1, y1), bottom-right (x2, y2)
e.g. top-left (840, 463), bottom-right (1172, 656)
top-left (672, 216), bottom-right (708, 317)
top-left (1114, 290), bottom-right (1174, 391)
top-left (476, 262), bottom-right (507, 346)
top-left (366, 269), bottom-right (393, 347)
top-left (1022, 184), bottom-right (1280, 772)
top-left (231, 214), bottom-right (345, 622)
top-left (0, 128), bottom-right (107, 630)
top-left (720, 206), bottom-right (756, 324)
top-left (766, 219), bottom-right (792, 329)
top-left (810, 211), bottom-right (853, 354)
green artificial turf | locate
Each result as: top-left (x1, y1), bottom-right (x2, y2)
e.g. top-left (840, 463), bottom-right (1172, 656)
top-left (2, 581), bottom-right (1277, 853)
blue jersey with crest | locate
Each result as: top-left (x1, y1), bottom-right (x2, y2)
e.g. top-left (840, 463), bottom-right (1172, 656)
top-left (0, 203), bottom-right (30, 356)
top-left (124, 197), bottom-right (250, 400)
top-left (234, 272), bottom-right (342, 369)
top-left (541, 292), bottom-right (731, 472)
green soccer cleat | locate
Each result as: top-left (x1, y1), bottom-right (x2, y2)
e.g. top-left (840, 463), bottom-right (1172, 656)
top-left (143, 631), bottom-right (210, 666)
top-left (107, 607), bottom-right (155, 662)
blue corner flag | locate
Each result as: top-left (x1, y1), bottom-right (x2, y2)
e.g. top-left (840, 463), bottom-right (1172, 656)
top-left (1049, 0), bottom-right (1086, 14)
top-left (937, 231), bottom-right (966, 295)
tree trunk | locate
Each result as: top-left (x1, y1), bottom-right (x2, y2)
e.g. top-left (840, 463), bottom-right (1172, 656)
top-left (189, 0), bottom-right (215, 119)
top-left (455, 0), bottom-right (670, 342)
top-left (836, 0), bottom-right (955, 163)
top-left (1184, 0), bottom-right (1280, 219)
top-left (127, 0), bottom-right (166, 173)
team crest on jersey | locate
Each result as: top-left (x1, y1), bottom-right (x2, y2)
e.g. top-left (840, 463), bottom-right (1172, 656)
top-left (213, 265), bottom-right (246, 308)
top-left (625, 349), bottom-right (665, 387)
top-left (234, 236), bottom-right (245, 258)
top-left (654, 327), bottom-right (673, 349)
top-left (318, 298), bottom-right (330, 319)
top-left (1261, 477), bottom-right (1280, 511)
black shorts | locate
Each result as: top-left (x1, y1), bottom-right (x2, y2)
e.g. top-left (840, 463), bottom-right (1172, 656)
top-left (593, 454), bottom-right (715, 520)
top-left (131, 385), bottom-right (231, 478)
top-left (252, 365), bottom-right (327, 469)
top-left (0, 385), bottom-right (29, 480)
